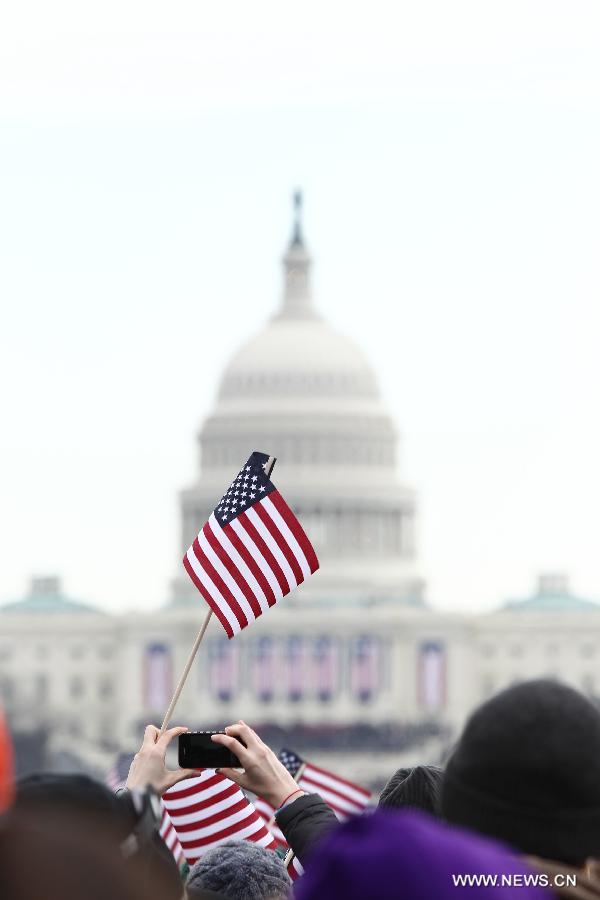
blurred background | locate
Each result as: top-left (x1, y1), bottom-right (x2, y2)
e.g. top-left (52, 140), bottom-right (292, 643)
top-left (1, 0), bottom-right (600, 788)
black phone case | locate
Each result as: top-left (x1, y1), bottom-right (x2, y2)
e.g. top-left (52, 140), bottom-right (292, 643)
top-left (178, 731), bottom-right (241, 769)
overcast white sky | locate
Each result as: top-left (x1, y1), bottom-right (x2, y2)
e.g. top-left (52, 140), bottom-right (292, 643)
top-left (1, 1), bottom-right (600, 614)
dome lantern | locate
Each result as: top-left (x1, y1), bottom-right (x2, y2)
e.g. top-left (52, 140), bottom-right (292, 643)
top-left (276, 190), bottom-right (317, 321)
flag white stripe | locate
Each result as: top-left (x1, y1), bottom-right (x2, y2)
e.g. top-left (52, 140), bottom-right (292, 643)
top-left (230, 517), bottom-right (284, 601)
top-left (246, 506), bottom-right (297, 592)
top-left (198, 529), bottom-right (257, 626)
top-left (166, 790), bottom-right (243, 825)
top-left (208, 514), bottom-right (270, 615)
top-left (163, 779), bottom-right (233, 810)
top-left (300, 767), bottom-right (371, 806)
top-left (185, 548), bottom-right (241, 636)
top-left (262, 496), bottom-right (311, 580)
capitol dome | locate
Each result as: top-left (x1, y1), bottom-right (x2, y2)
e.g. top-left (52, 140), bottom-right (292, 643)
top-left (219, 316), bottom-right (380, 408)
top-left (177, 195), bottom-right (423, 606)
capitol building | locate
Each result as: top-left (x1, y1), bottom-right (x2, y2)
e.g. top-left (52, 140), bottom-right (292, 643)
top-left (2, 198), bottom-right (600, 782)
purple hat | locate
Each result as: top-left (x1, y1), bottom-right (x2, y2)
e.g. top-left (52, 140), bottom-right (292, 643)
top-left (295, 810), bottom-right (552, 899)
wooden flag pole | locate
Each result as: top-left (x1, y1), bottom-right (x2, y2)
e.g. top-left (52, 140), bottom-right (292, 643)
top-left (159, 606), bottom-right (213, 735)
top-left (159, 454), bottom-right (277, 736)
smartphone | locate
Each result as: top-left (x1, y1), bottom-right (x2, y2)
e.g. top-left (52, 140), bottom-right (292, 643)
top-left (178, 731), bottom-right (242, 769)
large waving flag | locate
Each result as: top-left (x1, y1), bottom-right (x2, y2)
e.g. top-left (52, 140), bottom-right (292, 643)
top-left (162, 770), bottom-right (277, 864)
top-left (183, 451), bottom-right (319, 638)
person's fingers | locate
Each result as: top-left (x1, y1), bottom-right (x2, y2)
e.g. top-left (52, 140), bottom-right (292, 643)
top-left (142, 725), bottom-right (160, 748)
top-left (156, 725), bottom-right (188, 752)
top-left (216, 767), bottom-right (248, 788)
top-left (211, 732), bottom-right (249, 763)
top-left (223, 721), bottom-right (260, 750)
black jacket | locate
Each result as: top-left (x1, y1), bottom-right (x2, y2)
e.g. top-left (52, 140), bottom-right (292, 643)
top-left (275, 793), bottom-right (338, 864)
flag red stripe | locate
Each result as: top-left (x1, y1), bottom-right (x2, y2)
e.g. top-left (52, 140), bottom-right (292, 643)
top-left (269, 490), bottom-right (319, 573)
top-left (183, 554), bottom-right (234, 639)
top-left (203, 522), bottom-right (263, 620)
top-left (223, 521), bottom-right (278, 608)
top-left (237, 511), bottom-right (289, 596)
top-left (179, 812), bottom-right (265, 849)
top-left (171, 797), bottom-right (248, 833)
top-left (254, 502), bottom-right (304, 585)
top-left (192, 538), bottom-right (248, 631)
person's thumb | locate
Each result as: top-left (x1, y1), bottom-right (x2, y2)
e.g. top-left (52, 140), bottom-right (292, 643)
top-left (163, 768), bottom-right (196, 792)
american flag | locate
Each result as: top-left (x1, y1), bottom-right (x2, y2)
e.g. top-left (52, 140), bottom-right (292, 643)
top-left (350, 635), bottom-right (380, 702)
top-left (105, 754), bottom-right (185, 866)
top-left (183, 451), bottom-right (319, 638)
top-left (162, 770), bottom-right (277, 864)
top-left (284, 635), bottom-right (306, 702)
top-left (278, 749), bottom-right (371, 820)
top-left (312, 636), bottom-right (338, 701)
top-left (255, 748), bottom-right (371, 852)
top-left (251, 636), bottom-right (276, 701)
top-left (418, 641), bottom-right (446, 711)
top-left (209, 637), bottom-right (239, 702)
top-left (285, 850), bottom-right (305, 881)
top-left (105, 753), bottom-right (132, 793)
top-left (144, 643), bottom-right (173, 712)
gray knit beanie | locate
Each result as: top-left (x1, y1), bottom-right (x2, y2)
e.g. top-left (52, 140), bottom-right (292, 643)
top-left (186, 840), bottom-right (291, 900)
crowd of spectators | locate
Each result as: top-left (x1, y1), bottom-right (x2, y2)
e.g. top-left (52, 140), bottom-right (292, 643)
top-left (3, 679), bottom-right (600, 897)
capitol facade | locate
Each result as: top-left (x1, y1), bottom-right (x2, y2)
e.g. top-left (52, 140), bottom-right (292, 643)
top-left (2, 200), bottom-right (600, 782)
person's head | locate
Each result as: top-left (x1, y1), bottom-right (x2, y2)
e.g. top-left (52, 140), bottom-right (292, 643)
top-left (442, 679), bottom-right (600, 866)
top-left (186, 840), bottom-right (290, 900)
top-left (0, 709), bottom-right (13, 815)
top-left (378, 765), bottom-right (443, 815)
top-left (294, 809), bottom-right (549, 900)
top-left (0, 810), bottom-right (177, 900)
top-left (14, 772), bottom-right (183, 898)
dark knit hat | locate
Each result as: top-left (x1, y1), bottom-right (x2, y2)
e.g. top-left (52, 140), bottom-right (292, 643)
top-left (378, 765), bottom-right (443, 815)
top-left (442, 679), bottom-right (600, 865)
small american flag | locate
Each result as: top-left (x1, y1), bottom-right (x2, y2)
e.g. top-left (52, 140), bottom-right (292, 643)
top-left (278, 749), bottom-right (371, 820)
top-left (105, 754), bottom-right (185, 866)
top-left (105, 753), bottom-right (132, 793)
top-left (162, 770), bottom-right (277, 864)
top-left (183, 451), bottom-right (319, 638)
top-left (255, 748), bottom-right (371, 856)
top-left (285, 851), bottom-right (305, 881)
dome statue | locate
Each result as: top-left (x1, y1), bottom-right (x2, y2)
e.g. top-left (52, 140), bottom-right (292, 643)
top-left (175, 194), bottom-right (424, 607)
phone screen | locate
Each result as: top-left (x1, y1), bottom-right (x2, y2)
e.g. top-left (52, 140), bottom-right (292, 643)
top-left (178, 732), bottom-right (241, 769)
